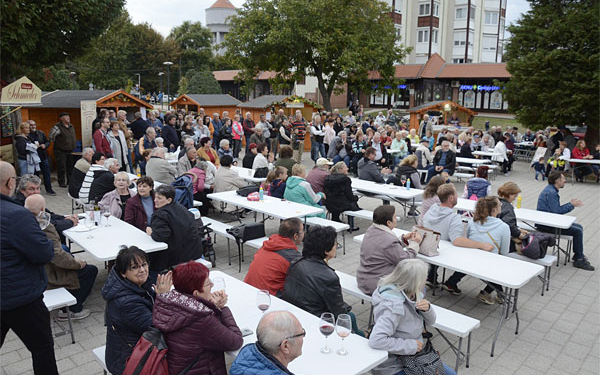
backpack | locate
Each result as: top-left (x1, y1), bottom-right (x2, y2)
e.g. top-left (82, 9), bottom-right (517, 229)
top-left (171, 173), bottom-right (195, 209)
top-left (123, 327), bottom-right (200, 375)
top-left (520, 232), bottom-right (555, 260)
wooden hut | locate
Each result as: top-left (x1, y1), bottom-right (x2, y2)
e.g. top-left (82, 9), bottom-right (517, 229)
top-left (169, 94), bottom-right (241, 117)
top-left (408, 100), bottom-right (477, 131)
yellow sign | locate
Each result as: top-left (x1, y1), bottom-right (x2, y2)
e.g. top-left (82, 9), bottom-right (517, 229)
top-left (1, 76), bottom-right (42, 105)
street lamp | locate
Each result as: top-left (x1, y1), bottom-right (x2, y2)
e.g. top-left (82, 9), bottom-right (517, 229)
top-left (135, 73), bottom-right (141, 97)
top-left (163, 61), bottom-right (173, 109)
top-left (70, 72), bottom-right (77, 90)
top-left (158, 72), bottom-right (164, 110)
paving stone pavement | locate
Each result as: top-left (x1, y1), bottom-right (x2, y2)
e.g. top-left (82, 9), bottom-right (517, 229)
top-left (1, 153), bottom-right (599, 375)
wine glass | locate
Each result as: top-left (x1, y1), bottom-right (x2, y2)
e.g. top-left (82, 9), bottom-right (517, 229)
top-left (84, 210), bottom-right (95, 239)
top-left (256, 290), bottom-right (271, 314)
top-left (382, 172), bottom-right (390, 184)
top-left (212, 277), bottom-right (225, 292)
top-left (336, 314), bottom-right (352, 356)
top-left (319, 312), bottom-right (335, 354)
top-left (101, 207), bottom-right (111, 227)
top-left (400, 175), bottom-right (407, 187)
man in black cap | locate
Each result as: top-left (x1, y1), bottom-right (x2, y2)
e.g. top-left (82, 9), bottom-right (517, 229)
top-left (49, 113), bottom-right (77, 187)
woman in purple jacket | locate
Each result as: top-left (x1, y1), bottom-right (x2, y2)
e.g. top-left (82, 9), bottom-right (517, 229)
top-left (153, 261), bottom-right (243, 375)
top-left (124, 176), bottom-right (155, 231)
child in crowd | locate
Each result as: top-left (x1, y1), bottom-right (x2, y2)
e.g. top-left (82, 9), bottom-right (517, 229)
top-left (531, 157), bottom-right (546, 181)
top-left (545, 148), bottom-right (565, 177)
top-left (265, 166), bottom-right (288, 199)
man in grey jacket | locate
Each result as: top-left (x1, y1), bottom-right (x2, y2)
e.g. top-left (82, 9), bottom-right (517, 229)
top-left (422, 183), bottom-right (494, 295)
top-left (146, 147), bottom-right (177, 184)
top-left (357, 147), bottom-right (392, 183)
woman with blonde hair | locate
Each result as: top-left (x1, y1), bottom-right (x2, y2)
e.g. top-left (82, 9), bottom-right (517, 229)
top-left (369, 259), bottom-right (456, 375)
top-left (468, 196), bottom-right (510, 304)
top-left (14, 122), bottom-right (40, 175)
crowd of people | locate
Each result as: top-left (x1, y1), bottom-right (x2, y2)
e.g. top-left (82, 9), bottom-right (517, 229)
top-left (2, 103), bottom-right (597, 375)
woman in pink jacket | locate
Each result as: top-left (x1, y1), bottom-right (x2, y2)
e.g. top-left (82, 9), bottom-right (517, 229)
top-left (187, 160), bottom-right (211, 215)
top-left (231, 114), bottom-right (244, 160)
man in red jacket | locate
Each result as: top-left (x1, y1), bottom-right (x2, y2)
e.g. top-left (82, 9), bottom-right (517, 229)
top-left (93, 117), bottom-right (113, 157)
top-left (244, 218), bottom-right (304, 296)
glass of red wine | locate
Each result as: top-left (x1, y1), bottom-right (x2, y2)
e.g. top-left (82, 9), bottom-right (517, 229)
top-left (256, 290), bottom-right (270, 314)
top-left (319, 312), bottom-right (335, 354)
top-left (336, 314), bottom-right (352, 356)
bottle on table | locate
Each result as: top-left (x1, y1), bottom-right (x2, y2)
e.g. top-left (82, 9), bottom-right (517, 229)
top-left (259, 184), bottom-right (264, 201)
top-left (406, 178), bottom-right (411, 190)
top-left (516, 194), bottom-right (522, 208)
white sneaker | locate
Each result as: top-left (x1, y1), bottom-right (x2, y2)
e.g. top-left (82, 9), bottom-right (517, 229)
top-left (57, 309), bottom-right (90, 321)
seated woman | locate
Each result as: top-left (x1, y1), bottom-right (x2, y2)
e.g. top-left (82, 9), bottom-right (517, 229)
top-left (252, 143), bottom-right (274, 178)
top-left (146, 185), bottom-right (203, 272)
top-left (351, 131), bottom-right (368, 174)
top-left (572, 140), bottom-right (599, 182)
top-left (356, 205), bottom-right (420, 295)
top-left (187, 159), bottom-right (212, 216)
top-left (197, 137), bottom-right (220, 167)
top-left (390, 131), bottom-right (408, 167)
top-left (124, 176), bottom-right (155, 231)
top-left (394, 155), bottom-right (422, 189)
top-left (369, 259), bottom-right (457, 375)
top-left (99, 172), bottom-right (135, 220)
top-left (323, 161), bottom-right (360, 230)
top-left (497, 182), bottom-right (528, 254)
top-left (265, 166), bottom-right (288, 199)
top-left (217, 139), bottom-right (233, 160)
top-left (153, 261), bottom-right (243, 375)
top-left (283, 163), bottom-right (326, 218)
top-left (273, 145), bottom-right (296, 177)
top-left (102, 246), bottom-right (172, 375)
top-left (417, 175), bottom-right (446, 226)
top-left (467, 196), bottom-right (510, 305)
top-left (461, 165), bottom-right (491, 200)
top-left (283, 225), bottom-right (363, 336)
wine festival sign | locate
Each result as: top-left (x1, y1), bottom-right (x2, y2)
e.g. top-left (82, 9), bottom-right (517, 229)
top-left (1, 76), bottom-right (42, 106)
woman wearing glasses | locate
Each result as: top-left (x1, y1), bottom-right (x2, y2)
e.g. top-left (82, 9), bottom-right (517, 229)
top-left (153, 261), bottom-right (243, 375)
top-left (102, 246), bottom-right (172, 375)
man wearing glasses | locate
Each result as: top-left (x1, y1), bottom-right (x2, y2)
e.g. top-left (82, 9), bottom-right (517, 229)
top-left (230, 311), bottom-right (304, 375)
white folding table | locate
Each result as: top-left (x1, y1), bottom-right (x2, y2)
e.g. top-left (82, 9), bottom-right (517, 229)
top-left (565, 158), bottom-right (600, 184)
top-left (350, 178), bottom-right (423, 219)
top-left (211, 271), bottom-right (388, 375)
top-left (353, 229), bottom-right (544, 357)
top-left (231, 166), bottom-right (267, 183)
top-left (455, 157), bottom-right (491, 165)
top-left (63, 217), bottom-right (167, 261)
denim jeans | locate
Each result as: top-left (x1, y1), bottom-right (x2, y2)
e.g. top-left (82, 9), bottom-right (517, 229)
top-left (426, 165), bottom-right (449, 183)
top-left (37, 158), bottom-right (53, 191)
top-left (333, 155), bottom-right (350, 167)
top-left (311, 141), bottom-right (326, 162)
top-left (126, 149), bottom-right (133, 172)
top-left (17, 159), bottom-right (29, 176)
top-left (232, 139), bottom-right (242, 159)
top-left (394, 362), bottom-right (456, 375)
top-left (68, 264), bottom-right (98, 313)
top-left (538, 222), bottom-right (584, 260)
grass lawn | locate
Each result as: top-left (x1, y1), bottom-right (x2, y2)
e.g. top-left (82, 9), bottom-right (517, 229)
top-left (471, 116), bottom-right (525, 131)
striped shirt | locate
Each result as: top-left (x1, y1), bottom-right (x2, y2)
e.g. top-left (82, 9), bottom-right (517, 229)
top-left (292, 119), bottom-right (306, 141)
top-left (79, 164), bottom-right (108, 203)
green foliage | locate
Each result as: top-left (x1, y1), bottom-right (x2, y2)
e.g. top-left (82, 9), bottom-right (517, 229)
top-left (168, 21), bottom-right (214, 75)
top-left (504, 0), bottom-right (599, 131)
top-left (73, 11), bottom-right (181, 93)
top-left (25, 66), bottom-right (78, 91)
top-left (222, 0), bottom-right (408, 110)
top-left (180, 70), bottom-right (222, 95)
top-left (1, 0), bottom-right (125, 79)
top-left (212, 55), bottom-right (242, 71)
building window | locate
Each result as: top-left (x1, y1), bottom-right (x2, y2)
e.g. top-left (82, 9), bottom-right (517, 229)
top-left (394, 0), bottom-right (402, 13)
top-left (419, 3), bottom-right (430, 16)
top-left (470, 6), bottom-right (476, 19)
top-left (485, 11), bottom-right (498, 25)
top-left (456, 7), bottom-right (466, 19)
top-left (433, 2), bottom-right (439, 16)
top-left (469, 31), bottom-right (474, 47)
top-left (418, 29), bottom-right (429, 43)
top-left (432, 29), bottom-right (439, 44)
top-left (482, 35), bottom-right (497, 51)
top-left (454, 31), bottom-right (466, 46)
top-left (395, 26), bottom-right (402, 39)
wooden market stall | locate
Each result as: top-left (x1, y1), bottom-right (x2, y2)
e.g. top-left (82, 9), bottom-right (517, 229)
top-left (169, 94), bottom-right (241, 116)
top-left (408, 100), bottom-right (477, 132)
top-left (238, 95), bottom-right (323, 151)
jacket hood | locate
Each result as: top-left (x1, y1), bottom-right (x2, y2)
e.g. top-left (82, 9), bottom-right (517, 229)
top-left (262, 234), bottom-right (298, 252)
top-left (469, 216), bottom-right (507, 234)
top-left (425, 203), bottom-right (456, 221)
top-left (325, 172), bottom-right (349, 185)
top-left (101, 267), bottom-right (153, 301)
top-left (153, 290), bottom-right (215, 332)
top-left (285, 176), bottom-right (304, 189)
top-left (372, 284), bottom-right (423, 311)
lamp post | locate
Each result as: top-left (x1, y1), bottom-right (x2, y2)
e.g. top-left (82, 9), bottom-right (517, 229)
top-left (163, 61), bottom-right (173, 109)
top-left (70, 72), bottom-right (77, 90)
top-left (158, 72), bottom-right (164, 110)
top-left (135, 73), bottom-right (141, 97)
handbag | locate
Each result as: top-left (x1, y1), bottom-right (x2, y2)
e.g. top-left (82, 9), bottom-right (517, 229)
top-left (412, 225), bottom-right (441, 257)
top-left (397, 330), bottom-right (445, 375)
top-left (236, 185), bottom-right (259, 197)
top-left (226, 222), bottom-right (266, 272)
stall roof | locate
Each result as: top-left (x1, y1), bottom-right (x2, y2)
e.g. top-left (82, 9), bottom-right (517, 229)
top-left (238, 95), bottom-right (288, 108)
top-left (408, 100), bottom-right (477, 116)
top-left (32, 89), bottom-right (153, 109)
top-left (170, 94), bottom-right (241, 107)
top-left (213, 70), bottom-right (278, 81)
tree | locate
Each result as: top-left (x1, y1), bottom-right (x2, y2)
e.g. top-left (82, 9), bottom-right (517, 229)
top-left (1, 0), bottom-right (125, 80)
top-left (178, 70), bottom-right (222, 95)
top-left (222, 0), bottom-right (408, 111)
top-left (73, 11), bottom-right (181, 93)
top-left (24, 66), bottom-right (79, 91)
top-left (504, 0), bottom-right (599, 145)
top-left (168, 21), bottom-right (214, 76)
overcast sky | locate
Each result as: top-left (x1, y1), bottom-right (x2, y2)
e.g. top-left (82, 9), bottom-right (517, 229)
top-left (126, 0), bottom-right (531, 37)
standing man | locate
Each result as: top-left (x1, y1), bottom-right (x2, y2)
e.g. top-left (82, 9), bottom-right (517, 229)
top-left (537, 171), bottom-right (593, 271)
top-left (291, 110), bottom-right (306, 163)
top-left (0, 161), bottom-right (59, 375)
top-left (93, 117), bottom-right (113, 157)
top-left (309, 114), bottom-right (326, 163)
top-left (242, 112), bottom-right (256, 152)
top-left (211, 112), bottom-right (222, 146)
top-left (27, 120), bottom-right (56, 195)
top-left (49, 112), bottom-right (77, 188)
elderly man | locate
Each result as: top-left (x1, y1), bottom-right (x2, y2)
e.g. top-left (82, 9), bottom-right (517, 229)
top-left (243, 112), bottom-right (256, 151)
top-left (213, 155), bottom-right (247, 193)
top-left (88, 158), bottom-right (120, 204)
top-left (230, 311), bottom-right (304, 375)
top-left (426, 140), bottom-right (456, 183)
top-left (24, 195), bottom-right (97, 321)
top-left (146, 147), bottom-right (177, 184)
top-left (245, 218), bottom-right (304, 296)
top-left (0, 162), bottom-right (59, 375)
top-left (291, 110), bottom-right (306, 163)
top-left (309, 114), bottom-right (326, 163)
top-left (68, 147), bottom-right (94, 198)
top-left (27, 120), bottom-right (55, 195)
top-left (178, 137), bottom-right (195, 159)
top-left (129, 111), bottom-right (148, 140)
top-left (79, 152), bottom-right (107, 203)
top-left (328, 131), bottom-right (352, 167)
top-left (305, 158), bottom-right (331, 194)
top-left (357, 147), bottom-right (392, 183)
top-left (49, 112), bottom-right (77, 187)
top-left (177, 146), bottom-right (196, 175)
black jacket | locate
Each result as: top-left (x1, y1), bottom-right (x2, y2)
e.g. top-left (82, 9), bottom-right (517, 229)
top-left (282, 257), bottom-right (350, 319)
top-left (28, 130), bottom-right (50, 159)
top-left (323, 173), bottom-right (359, 214)
top-left (149, 201), bottom-right (203, 272)
top-left (498, 198), bottom-right (520, 252)
top-left (161, 124), bottom-right (180, 152)
top-left (242, 153), bottom-right (256, 169)
top-left (89, 170), bottom-right (115, 203)
top-left (458, 143), bottom-right (474, 159)
top-left (14, 135), bottom-right (32, 160)
top-left (130, 118), bottom-right (149, 140)
top-left (68, 168), bottom-right (86, 198)
top-left (433, 150), bottom-right (456, 175)
top-left (394, 165), bottom-right (421, 189)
